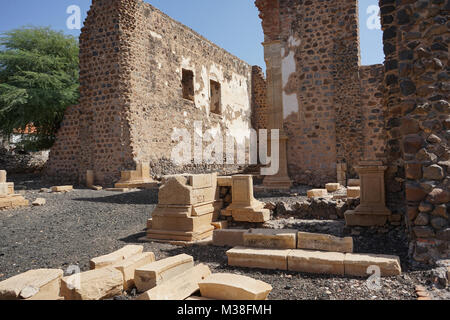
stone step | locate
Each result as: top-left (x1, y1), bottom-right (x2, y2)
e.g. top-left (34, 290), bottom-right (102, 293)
top-left (226, 247), bottom-right (402, 277)
top-left (89, 245), bottom-right (144, 270)
top-left (51, 186), bottom-right (73, 192)
top-left (213, 229), bottom-right (247, 247)
top-left (113, 252), bottom-right (155, 290)
top-left (137, 264), bottom-right (211, 300)
top-left (297, 232), bottom-right (353, 253)
top-left (0, 269), bottom-right (63, 300)
top-left (227, 247), bottom-right (290, 271)
top-left (134, 254), bottom-right (194, 293)
top-left (243, 229), bottom-right (297, 249)
top-left (198, 273), bottom-right (272, 300)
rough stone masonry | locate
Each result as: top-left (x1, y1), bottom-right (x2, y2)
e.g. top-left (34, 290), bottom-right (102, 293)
top-left (44, 0), bottom-right (449, 263)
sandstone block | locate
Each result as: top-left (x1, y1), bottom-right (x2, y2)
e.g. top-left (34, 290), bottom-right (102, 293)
top-left (287, 250), bottom-right (345, 275)
top-left (226, 247), bottom-right (290, 271)
top-left (0, 170), bottom-right (6, 183)
top-left (0, 269), bottom-right (63, 300)
top-left (105, 188), bottom-right (130, 192)
top-left (243, 229), bottom-right (297, 249)
top-left (344, 210), bottom-right (388, 226)
top-left (232, 209), bottom-right (270, 223)
top-left (344, 253), bottom-right (401, 277)
top-left (51, 186), bottom-right (73, 192)
top-left (137, 264), bottom-right (211, 300)
top-left (217, 176), bottom-right (232, 187)
top-left (212, 229), bottom-right (247, 247)
top-left (0, 183), bottom-right (8, 196)
top-left (61, 267), bottom-right (123, 300)
top-left (211, 221), bottom-right (228, 230)
top-left (297, 232), bottom-right (353, 253)
top-left (86, 170), bottom-right (94, 188)
top-left (347, 187), bottom-right (360, 198)
top-left (89, 245), bottom-right (144, 270)
top-left (325, 183), bottom-right (340, 192)
top-left (199, 273), bottom-right (272, 300)
top-left (113, 252), bottom-right (155, 290)
top-left (307, 189), bottom-right (328, 198)
top-left (32, 198), bottom-right (46, 206)
top-left (134, 254), bottom-right (194, 293)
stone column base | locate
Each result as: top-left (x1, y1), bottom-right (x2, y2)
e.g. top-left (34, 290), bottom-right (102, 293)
top-left (262, 176), bottom-right (292, 190)
top-left (344, 210), bottom-right (390, 227)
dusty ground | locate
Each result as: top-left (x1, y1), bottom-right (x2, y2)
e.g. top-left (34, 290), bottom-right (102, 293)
top-left (0, 173), bottom-right (448, 300)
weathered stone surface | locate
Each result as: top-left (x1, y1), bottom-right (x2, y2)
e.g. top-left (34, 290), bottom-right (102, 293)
top-left (199, 273), bottom-right (272, 300)
top-left (211, 221), bottom-right (228, 230)
top-left (344, 253), bottom-right (401, 277)
top-left (227, 247), bottom-right (289, 271)
top-left (217, 176), bottom-right (232, 187)
top-left (137, 264), bottom-right (211, 300)
top-left (0, 170), bottom-right (6, 183)
top-left (347, 187), bottom-right (360, 198)
top-left (430, 217), bottom-right (448, 230)
top-left (134, 254), bottom-right (194, 293)
top-left (413, 226), bottom-right (436, 238)
top-left (423, 165), bottom-right (444, 180)
top-left (347, 179), bottom-right (360, 187)
top-left (0, 269), bottom-right (63, 300)
top-left (288, 250), bottom-right (345, 275)
top-left (406, 183), bottom-right (428, 202)
top-left (432, 205), bottom-right (448, 218)
top-left (243, 229), bottom-right (297, 249)
top-left (113, 252), bottom-right (155, 290)
top-left (213, 229), bottom-right (247, 247)
top-left (345, 210), bottom-right (388, 226)
top-left (414, 213), bottom-right (430, 226)
top-left (51, 186), bottom-right (73, 192)
top-left (89, 245), bottom-right (144, 270)
top-left (32, 198), bottom-right (46, 206)
top-left (61, 267), bottom-right (123, 300)
top-left (0, 183), bottom-right (9, 196)
top-left (307, 189), bottom-right (328, 198)
top-left (325, 183), bottom-right (340, 192)
top-left (297, 232), bottom-right (353, 253)
top-left (427, 188), bottom-right (450, 204)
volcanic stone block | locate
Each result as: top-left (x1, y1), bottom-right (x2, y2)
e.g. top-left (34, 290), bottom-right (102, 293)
top-left (325, 183), bottom-right (341, 192)
top-left (226, 247), bottom-right (290, 270)
top-left (113, 252), bottom-right (155, 290)
top-left (0, 269), bottom-right (63, 300)
top-left (297, 232), bottom-right (353, 253)
top-left (51, 186), bottom-right (73, 192)
top-left (212, 229), bottom-right (247, 247)
top-left (134, 254), bottom-right (194, 293)
top-left (223, 175), bottom-right (270, 223)
top-left (61, 267), bottom-right (123, 300)
top-left (137, 264), bottom-right (211, 300)
top-left (307, 189), bottom-right (328, 198)
top-left (89, 245), bottom-right (144, 270)
top-left (198, 273), bottom-right (272, 300)
top-left (287, 250), bottom-right (345, 275)
top-left (243, 229), bottom-right (297, 249)
top-left (344, 253), bottom-right (401, 277)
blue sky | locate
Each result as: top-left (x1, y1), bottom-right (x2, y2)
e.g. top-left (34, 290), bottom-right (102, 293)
top-left (0, 0), bottom-right (384, 67)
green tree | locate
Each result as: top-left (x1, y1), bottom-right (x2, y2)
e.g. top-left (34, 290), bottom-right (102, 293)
top-left (0, 26), bottom-right (79, 151)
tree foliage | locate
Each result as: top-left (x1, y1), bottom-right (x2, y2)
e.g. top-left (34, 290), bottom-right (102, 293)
top-left (0, 26), bottom-right (79, 151)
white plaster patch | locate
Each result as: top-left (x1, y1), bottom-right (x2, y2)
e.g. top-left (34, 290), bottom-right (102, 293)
top-left (282, 43), bottom-right (299, 119)
top-left (149, 30), bottom-right (162, 40)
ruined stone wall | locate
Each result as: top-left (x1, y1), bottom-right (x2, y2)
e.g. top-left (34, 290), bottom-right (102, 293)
top-left (251, 66), bottom-right (269, 130)
top-left (380, 0), bottom-right (449, 262)
top-left (255, 0), bottom-right (366, 186)
top-left (46, 0), bottom-right (255, 185)
top-left (44, 105), bottom-right (81, 182)
top-left (360, 64), bottom-right (386, 161)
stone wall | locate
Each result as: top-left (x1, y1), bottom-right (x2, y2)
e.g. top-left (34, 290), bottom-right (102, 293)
top-left (251, 66), bottom-right (269, 130)
top-left (46, 0), bottom-right (255, 185)
top-left (360, 64), bottom-right (386, 161)
top-left (380, 0), bottom-right (449, 263)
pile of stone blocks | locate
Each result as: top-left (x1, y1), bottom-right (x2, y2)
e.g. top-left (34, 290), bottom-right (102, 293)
top-left (147, 173), bottom-right (222, 242)
top-left (0, 170), bottom-right (29, 210)
top-left (215, 228), bottom-right (401, 277)
top-left (222, 175), bottom-right (270, 223)
top-left (114, 162), bottom-right (159, 189)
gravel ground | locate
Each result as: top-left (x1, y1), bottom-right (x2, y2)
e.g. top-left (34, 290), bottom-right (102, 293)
top-left (0, 173), bottom-right (447, 300)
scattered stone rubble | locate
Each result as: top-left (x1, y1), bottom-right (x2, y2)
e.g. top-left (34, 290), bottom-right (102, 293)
top-left (0, 170), bottom-right (29, 210)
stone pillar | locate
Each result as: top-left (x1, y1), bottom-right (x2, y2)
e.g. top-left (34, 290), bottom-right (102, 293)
top-left (262, 41), bottom-right (292, 190)
top-left (223, 175), bottom-right (270, 223)
top-left (345, 160), bottom-right (391, 226)
top-left (86, 170), bottom-right (94, 188)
